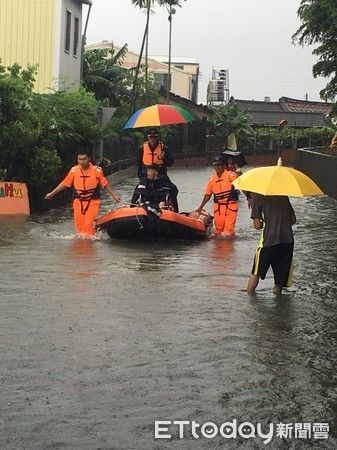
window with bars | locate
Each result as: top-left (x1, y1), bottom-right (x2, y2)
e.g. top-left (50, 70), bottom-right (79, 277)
top-left (153, 73), bottom-right (170, 91)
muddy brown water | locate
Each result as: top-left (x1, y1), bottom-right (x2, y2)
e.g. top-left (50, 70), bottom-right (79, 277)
top-left (1, 167), bottom-right (337, 449)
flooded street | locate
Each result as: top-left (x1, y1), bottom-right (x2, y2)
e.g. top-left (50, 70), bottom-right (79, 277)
top-left (1, 167), bottom-right (337, 449)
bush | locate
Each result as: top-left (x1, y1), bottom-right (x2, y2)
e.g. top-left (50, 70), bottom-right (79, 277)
top-left (28, 147), bottom-right (62, 183)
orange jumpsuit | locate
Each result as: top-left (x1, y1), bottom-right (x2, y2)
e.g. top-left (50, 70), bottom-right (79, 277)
top-left (62, 163), bottom-right (108, 236)
top-left (205, 170), bottom-right (239, 237)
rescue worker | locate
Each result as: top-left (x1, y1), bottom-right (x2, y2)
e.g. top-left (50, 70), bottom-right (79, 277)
top-left (45, 150), bottom-right (121, 237)
top-left (196, 156), bottom-right (239, 237)
top-left (136, 128), bottom-right (174, 179)
top-left (131, 164), bottom-right (179, 212)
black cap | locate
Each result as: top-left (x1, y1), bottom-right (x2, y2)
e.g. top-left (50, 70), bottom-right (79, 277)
top-left (147, 128), bottom-right (159, 136)
top-left (212, 156), bottom-right (225, 165)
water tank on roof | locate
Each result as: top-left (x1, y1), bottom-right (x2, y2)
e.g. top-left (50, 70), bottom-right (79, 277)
top-left (212, 67), bottom-right (229, 88)
top-left (207, 80), bottom-right (225, 101)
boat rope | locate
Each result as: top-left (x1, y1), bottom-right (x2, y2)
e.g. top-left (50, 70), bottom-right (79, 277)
top-left (135, 204), bottom-right (144, 229)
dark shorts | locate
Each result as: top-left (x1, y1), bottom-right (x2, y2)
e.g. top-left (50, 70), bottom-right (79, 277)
top-left (251, 243), bottom-right (294, 287)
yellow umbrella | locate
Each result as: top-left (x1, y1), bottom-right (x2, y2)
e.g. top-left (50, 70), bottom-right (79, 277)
top-left (232, 158), bottom-right (324, 196)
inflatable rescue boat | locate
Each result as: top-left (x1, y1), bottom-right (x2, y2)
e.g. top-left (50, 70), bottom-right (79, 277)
top-left (96, 206), bottom-right (212, 240)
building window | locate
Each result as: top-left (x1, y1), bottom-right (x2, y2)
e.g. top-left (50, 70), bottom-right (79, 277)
top-left (153, 73), bottom-right (170, 91)
top-left (73, 17), bottom-right (79, 57)
top-left (65, 9), bottom-right (71, 53)
top-left (175, 65), bottom-right (184, 70)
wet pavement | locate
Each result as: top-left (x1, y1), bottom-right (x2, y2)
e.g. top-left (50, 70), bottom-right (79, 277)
top-left (1, 167), bottom-right (337, 449)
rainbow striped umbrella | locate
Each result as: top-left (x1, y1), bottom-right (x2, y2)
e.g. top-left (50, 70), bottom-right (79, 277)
top-left (124, 104), bottom-right (195, 129)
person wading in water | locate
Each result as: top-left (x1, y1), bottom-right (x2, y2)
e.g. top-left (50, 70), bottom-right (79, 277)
top-left (45, 149), bottom-right (121, 238)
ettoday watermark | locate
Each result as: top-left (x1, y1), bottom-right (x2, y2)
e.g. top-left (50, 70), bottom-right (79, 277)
top-left (154, 420), bottom-right (329, 444)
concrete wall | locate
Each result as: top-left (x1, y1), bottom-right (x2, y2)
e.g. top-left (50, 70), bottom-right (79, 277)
top-left (246, 149), bottom-right (296, 167)
top-left (56, 0), bottom-right (83, 90)
top-left (295, 149), bottom-right (337, 200)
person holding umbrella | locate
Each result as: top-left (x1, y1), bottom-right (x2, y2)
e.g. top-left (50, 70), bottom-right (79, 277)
top-left (219, 148), bottom-right (248, 175)
top-left (136, 128), bottom-right (174, 180)
top-left (232, 158), bottom-right (324, 294)
top-left (247, 194), bottom-right (297, 295)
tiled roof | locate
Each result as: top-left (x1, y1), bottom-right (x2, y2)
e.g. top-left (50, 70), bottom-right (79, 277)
top-left (280, 96), bottom-right (332, 114)
top-left (235, 100), bottom-right (284, 113)
top-left (244, 111), bottom-right (328, 128)
top-left (159, 87), bottom-right (211, 118)
top-left (235, 98), bottom-right (331, 128)
top-left (162, 93), bottom-right (331, 128)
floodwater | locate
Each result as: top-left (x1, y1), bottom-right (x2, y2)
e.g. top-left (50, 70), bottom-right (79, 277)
top-left (1, 167), bottom-right (337, 450)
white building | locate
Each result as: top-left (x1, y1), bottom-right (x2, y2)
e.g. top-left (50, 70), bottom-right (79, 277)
top-left (86, 41), bottom-right (200, 103)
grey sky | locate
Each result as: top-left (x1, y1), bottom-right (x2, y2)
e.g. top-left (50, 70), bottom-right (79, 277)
top-left (84, 0), bottom-right (326, 104)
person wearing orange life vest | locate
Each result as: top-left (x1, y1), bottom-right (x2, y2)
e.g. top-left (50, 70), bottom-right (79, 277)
top-left (45, 150), bottom-right (121, 237)
top-left (196, 156), bottom-right (239, 237)
top-left (136, 128), bottom-right (174, 179)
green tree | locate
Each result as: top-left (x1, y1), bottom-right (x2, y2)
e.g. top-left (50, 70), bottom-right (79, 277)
top-left (297, 125), bottom-right (335, 148)
top-left (103, 71), bottom-right (159, 135)
top-left (82, 42), bottom-right (160, 147)
top-left (0, 62), bottom-right (38, 180)
top-left (0, 61), bottom-right (101, 182)
top-left (30, 88), bottom-right (101, 170)
top-left (131, 0), bottom-right (156, 112)
top-left (252, 126), bottom-right (335, 154)
top-left (158, 0), bottom-right (186, 104)
top-left (292, 0), bottom-right (337, 106)
top-left (82, 45), bottom-right (130, 106)
top-left (28, 147), bottom-right (62, 183)
top-left (210, 103), bottom-right (254, 152)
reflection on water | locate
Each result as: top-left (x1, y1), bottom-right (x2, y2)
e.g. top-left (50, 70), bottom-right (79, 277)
top-left (1, 167), bottom-right (337, 449)
top-left (211, 237), bottom-right (236, 263)
top-left (0, 214), bottom-right (30, 246)
top-left (66, 238), bottom-right (98, 281)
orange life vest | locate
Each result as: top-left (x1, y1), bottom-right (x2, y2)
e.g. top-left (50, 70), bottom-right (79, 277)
top-left (63, 164), bottom-right (107, 214)
top-left (206, 170), bottom-right (238, 205)
top-left (142, 142), bottom-right (165, 167)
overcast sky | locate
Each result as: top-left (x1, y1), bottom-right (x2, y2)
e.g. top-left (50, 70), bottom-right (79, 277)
top-left (84, 0), bottom-right (326, 104)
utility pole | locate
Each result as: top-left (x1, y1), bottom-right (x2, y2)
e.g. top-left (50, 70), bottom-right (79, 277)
top-left (166, 8), bottom-right (173, 104)
top-left (80, 3), bottom-right (92, 83)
